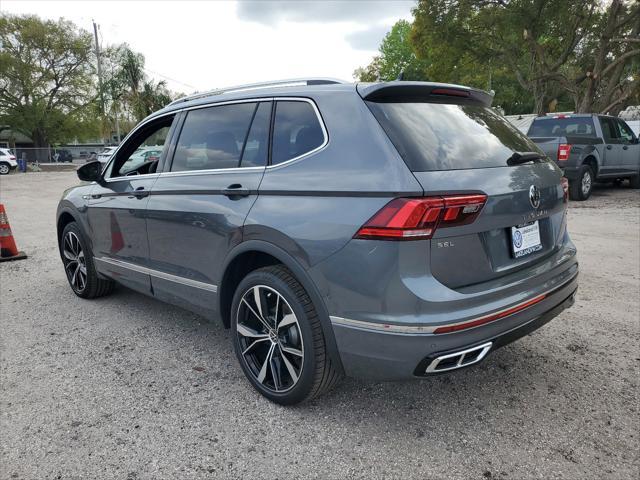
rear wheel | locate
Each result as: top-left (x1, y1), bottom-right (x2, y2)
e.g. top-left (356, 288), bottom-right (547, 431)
top-left (569, 165), bottom-right (593, 201)
top-left (231, 265), bottom-right (342, 405)
top-left (0, 162), bottom-right (10, 175)
top-left (61, 222), bottom-right (114, 298)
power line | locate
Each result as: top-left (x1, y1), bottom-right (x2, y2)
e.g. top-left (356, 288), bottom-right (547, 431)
top-left (143, 68), bottom-right (198, 91)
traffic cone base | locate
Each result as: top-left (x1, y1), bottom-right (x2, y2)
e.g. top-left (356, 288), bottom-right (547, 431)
top-left (0, 204), bottom-right (27, 262)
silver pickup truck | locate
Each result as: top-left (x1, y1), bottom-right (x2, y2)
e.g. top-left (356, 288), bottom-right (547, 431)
top-left (527, 114), bottom-right (640, 200)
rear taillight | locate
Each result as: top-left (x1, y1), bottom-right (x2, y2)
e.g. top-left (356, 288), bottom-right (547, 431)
top-left (557, 144), bottom-right (571, 162)
top-left (561, 177), bottom-right (569, 203)
top-left (354, 194), bottom-right (487, 241)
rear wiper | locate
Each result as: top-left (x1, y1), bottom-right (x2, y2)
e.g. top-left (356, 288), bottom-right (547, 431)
top-left (506, 151), bottom-right (545, 166)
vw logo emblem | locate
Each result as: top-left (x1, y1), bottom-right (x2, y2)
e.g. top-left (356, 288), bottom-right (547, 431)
top-left (529, 185), bottom-right (541, 209)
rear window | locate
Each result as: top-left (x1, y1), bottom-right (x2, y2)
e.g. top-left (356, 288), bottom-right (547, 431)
top-left (367, 102), bottom-right (539, 171)
top-left (528, 117), bottom-right (596, 137)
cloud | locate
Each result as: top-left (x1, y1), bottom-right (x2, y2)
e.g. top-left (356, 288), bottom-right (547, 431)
top-left (236, 0), bottom-right (415, 25)
top-left (345, 24), bottom-right (390, 51)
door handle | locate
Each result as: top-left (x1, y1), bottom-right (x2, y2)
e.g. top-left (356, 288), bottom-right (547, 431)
top-left (129, 186), bottom-right (149, 199)
top-left (606, 145), bottom-right (612, 150)
top-left (222, 184), bottom-right (251, 197)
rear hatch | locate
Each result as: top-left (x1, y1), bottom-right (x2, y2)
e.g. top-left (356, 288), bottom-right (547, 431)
top-left (360, 83), bottom-right (567, 289)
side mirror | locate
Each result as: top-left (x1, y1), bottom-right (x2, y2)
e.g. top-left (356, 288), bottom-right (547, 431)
top-left (77, 160), bottom-right (103, 183)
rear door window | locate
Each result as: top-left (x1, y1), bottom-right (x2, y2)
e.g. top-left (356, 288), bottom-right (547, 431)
top-left (367, 101), bottom-right (539, 171)
top-left (171, 103), bottom-right (257, 172)
top-left (599, 117), bottom-right (619, 143)
top-left (528, 117), bottom-right (596, 137)
top-left (271, 100), bottom-right (325, 165)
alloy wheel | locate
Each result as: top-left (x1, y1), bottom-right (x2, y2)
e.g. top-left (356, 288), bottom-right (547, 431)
top-left (0, 164), bottom-right (9, 174)
top-left (235, 285), bottom-right (304, 393)
top-left (62, 231), bottom-right (87, 292)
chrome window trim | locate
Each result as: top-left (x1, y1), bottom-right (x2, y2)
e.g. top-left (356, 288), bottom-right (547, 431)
top-left (103, 96), bottom-right (328, 181)
top-left (95, 256), bottom-right (218, 293)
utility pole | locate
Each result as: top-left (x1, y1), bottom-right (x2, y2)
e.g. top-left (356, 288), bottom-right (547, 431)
top-left (92, 20), bottom-right (106, 146)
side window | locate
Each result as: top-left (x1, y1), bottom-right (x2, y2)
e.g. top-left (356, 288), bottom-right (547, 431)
top-left (616, 120), bottom-right (635, 143)
top-left (111, 116), bottom-right (174, 178)
top-left (599, 117), bottom-right (619, 143)
top-left (240, 102), bottom-right (271, 168)
top-left (171, 103), bottom-right (256, 172)
top-left (272, 100), bottom-right (325, 165)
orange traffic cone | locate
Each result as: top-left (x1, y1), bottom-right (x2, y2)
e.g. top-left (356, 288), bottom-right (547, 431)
top-left (0, 204), bottom-right (27, 262)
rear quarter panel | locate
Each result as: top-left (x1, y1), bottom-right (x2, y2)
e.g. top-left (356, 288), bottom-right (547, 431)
top-left (244, 90), bottom-right (423, 272)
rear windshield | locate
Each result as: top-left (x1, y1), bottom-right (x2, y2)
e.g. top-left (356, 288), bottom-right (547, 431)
top-left (528, 117), bottom-right (596, 137)
top-left (367, 101), bottom-right (540, 171)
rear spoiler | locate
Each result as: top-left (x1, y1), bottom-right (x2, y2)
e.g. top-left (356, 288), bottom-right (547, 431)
top-left (357, 82), bottom-right (493, 107)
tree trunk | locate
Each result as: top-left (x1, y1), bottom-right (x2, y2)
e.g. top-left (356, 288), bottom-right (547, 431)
top-left (31, 128), bottom-right (50, 163)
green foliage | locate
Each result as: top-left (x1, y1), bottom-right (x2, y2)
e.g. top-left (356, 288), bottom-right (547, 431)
top-left (356, 1), bottom-right (638, 115)
top-left (354, 20), bottom-right (429, 81)
top-left (0, 14), bottom-right (99, 151)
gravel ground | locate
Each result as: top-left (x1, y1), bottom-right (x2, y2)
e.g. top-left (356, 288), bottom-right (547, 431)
top-left (1, 171), bottom-right (639, 480)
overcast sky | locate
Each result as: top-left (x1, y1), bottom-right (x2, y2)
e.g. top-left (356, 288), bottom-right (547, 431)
top-left (1, 0), bottom-right (415, 93)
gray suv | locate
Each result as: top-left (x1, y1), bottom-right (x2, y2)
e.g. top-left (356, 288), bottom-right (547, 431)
top-left (57, 79), bottom-right (579, 404)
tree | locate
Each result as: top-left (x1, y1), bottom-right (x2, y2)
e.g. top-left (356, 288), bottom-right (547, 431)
top-left (0, 14), bottom-right (98, 160)
top-left (354, 20), bottom-right (429, 81)
top-left (410, 0), bottom-right (640, 115)
top-left (102, 44), bottom-right (176, 125)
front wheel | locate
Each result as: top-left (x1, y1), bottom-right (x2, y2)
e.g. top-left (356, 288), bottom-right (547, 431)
top-left (231, 265), bottom-right (342, 405)
top-left (60, 222), bottom-right (114, 298)
top-left (569, 165), bottom-right (594, 201)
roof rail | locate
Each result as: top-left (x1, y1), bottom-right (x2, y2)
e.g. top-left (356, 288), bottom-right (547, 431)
top-left (168, 78), bottom-right (348, 106)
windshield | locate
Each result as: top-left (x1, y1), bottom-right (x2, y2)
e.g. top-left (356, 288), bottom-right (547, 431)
top-left (366, 101), bottom-right (541, 171)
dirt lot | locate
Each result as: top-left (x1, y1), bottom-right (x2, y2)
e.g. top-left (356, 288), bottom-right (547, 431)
top-left (1, 171), bottom-right (639, 480)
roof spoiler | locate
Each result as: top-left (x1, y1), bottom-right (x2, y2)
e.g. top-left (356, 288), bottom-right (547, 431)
top-left (357, 82), bottom-right (494, 107)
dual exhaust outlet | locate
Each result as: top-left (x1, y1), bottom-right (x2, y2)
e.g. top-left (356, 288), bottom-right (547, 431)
top-left (425, 342), bottom-right (493, 373)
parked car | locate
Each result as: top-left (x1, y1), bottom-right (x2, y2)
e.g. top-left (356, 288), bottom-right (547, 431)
top-left (97, 146), bottom-right (117, 164)
top-left (54, 149), bottom-right (73, 163)
top-left (527, 114), bottom-right (640, 200)
top-left (57, 79), bottom-right (579, 404)
top-left (119, 146), bottom-right (163, 174)
top-left (0, 148), bottom-right (18, 174)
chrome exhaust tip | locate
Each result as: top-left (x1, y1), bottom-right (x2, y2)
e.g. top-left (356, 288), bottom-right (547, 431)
top-left (425, 342), bottom-right (493, 373)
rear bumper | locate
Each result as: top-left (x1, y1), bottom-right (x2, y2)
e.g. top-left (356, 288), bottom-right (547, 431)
top-left (330, 271), bottom-right (578, 380)
top-left (561, 166), bottom-right (581, 180)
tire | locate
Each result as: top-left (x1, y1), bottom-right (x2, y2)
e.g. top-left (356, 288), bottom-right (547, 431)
top-left (629, 175), bottom-right (640, 189)
top-left (231, 265), bottom-right (342, 405)
top-left (0, 162), bottom-right (10, 175)
top-left (568, 165), bottom-right (594, 201)
top-left (60, 222), bottom-right (114, 299)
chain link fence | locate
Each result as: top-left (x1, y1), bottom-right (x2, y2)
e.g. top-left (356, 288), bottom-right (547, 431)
top-left (11, 147), bottom-right (102, 164)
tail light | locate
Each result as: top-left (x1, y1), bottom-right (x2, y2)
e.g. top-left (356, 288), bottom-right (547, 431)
top-left (354, 194), bottom-right (487, 241)
top-left (561, 177), bottom-right (569, 203)
top-left (557, 144), bottom-right (571, 162)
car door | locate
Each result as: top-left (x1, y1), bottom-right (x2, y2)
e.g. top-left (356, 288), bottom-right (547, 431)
top-left (615, 119), bottom-right (640, 173)
top-left (598, 116), bottom-right (624, 173)
top-left (145, 100), bottom-right (271, 317)
top-left (88, 114), bottom-right (177, 295)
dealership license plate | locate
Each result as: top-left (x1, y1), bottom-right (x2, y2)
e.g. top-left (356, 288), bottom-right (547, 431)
top-left (511, 221), bottom-right (542, 258)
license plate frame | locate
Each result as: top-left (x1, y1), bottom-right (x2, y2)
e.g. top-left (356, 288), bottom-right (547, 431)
top-left (510, 221), bottom-right (542, 258)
